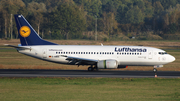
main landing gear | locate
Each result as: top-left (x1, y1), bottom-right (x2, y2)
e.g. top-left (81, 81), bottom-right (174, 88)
top-left (88, 65), bottom-right (98, 71)
top-left (88, 67), bottom-right (94, 71)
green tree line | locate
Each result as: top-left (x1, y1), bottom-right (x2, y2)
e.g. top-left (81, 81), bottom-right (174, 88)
top-left (1, 0), bottom-right (180, 40)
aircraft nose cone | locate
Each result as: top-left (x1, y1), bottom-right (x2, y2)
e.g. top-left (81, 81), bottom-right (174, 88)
top-left (169, 55), bottom-right (175, 62)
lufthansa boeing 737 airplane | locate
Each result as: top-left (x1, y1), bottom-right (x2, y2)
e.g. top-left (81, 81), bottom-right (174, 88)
top-left (6, 14), bottom-right (175, 72)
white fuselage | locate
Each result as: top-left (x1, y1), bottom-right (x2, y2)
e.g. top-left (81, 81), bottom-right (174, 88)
top-left (17, 45), bottom-right (175, 66)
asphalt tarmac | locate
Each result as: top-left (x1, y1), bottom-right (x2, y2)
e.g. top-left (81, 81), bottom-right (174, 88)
top-left (0, 69), bottom-right (180, 78)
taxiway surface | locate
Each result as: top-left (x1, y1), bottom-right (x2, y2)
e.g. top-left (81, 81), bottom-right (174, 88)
top-left (0, 69), bottom-right (180, 78)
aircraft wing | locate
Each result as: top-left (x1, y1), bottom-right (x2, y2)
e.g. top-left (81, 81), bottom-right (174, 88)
top-left (61, 55), bottom-right (98, 65)
top-left (4, 44), bottom-right (31, 50)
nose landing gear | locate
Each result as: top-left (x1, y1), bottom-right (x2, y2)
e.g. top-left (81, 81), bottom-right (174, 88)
top-left (153, 65), bottom-right (163, 78)
top-left (153, 68), bottom-right (157, 73)
top-left (153, 68), bottom-right (157, 77)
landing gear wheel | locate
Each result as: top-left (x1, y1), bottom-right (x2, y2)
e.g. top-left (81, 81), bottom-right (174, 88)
top-left (153, 68), bottom-right (157, 73)
top-left (88, 67), bottom-right (94, 71)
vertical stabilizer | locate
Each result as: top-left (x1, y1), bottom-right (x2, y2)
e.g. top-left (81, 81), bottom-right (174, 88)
top-left (14, 14), bottom-right (57, 46)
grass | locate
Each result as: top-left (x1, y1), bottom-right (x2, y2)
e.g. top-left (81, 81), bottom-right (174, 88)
top-left (0, 77), bottom-right (180, 101)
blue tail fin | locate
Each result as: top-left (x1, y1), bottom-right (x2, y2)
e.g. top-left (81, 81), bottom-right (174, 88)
top-left (14, 14), bottom-right (57, 46)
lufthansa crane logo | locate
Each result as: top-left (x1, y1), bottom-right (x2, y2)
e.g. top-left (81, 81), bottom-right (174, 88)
top-left (19, 26), bottom-right (31, 37)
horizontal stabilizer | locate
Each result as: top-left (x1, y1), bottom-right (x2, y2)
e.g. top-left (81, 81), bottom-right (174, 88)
top-left (4, 44), bottom-right (31, 50)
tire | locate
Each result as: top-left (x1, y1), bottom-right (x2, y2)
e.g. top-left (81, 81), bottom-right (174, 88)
top-left (153, 68), bottom-right (157, 73)
top-left (88, 67), bottom-right (93, 71)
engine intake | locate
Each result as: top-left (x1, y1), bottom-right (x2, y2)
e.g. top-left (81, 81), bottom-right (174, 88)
top-left (97, 60), bottom-right (118, 69)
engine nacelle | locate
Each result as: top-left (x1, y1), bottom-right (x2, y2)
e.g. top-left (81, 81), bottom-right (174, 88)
top-left (97, 60), bottom-right (118, 69)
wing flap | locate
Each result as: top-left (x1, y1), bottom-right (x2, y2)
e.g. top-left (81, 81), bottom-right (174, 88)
top-left (61, 55), bottom-right (98, 65)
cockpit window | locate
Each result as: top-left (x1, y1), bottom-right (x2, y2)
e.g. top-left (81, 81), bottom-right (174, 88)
top-left (158, 52), bottom-right (167, 55)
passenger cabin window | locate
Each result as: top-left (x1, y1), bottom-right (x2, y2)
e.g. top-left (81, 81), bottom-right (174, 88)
top-left (57, 51), bottom-right (143, 55)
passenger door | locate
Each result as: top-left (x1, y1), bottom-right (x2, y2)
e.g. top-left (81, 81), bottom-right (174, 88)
top-left (42, 49), bottom-right (47, 58)
top-left (148, 51), bottom-right (153, 59)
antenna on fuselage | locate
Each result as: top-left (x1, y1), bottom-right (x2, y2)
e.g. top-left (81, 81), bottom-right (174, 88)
top-left (101, 43), bottom-right (103, 46)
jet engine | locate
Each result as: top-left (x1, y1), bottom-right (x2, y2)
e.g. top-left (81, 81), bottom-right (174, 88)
top-left (97, 60), bottom-right (118, 69)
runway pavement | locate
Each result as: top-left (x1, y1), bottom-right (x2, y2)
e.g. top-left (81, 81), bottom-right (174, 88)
top-left (0, 69), bottom-right (180, 78)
